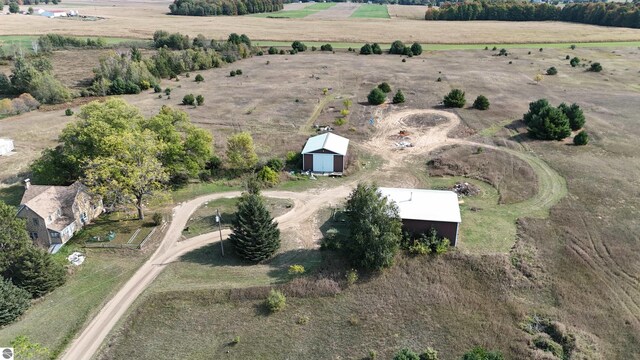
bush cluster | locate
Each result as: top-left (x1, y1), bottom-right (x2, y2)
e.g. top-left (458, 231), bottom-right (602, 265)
top-left (360, 43), bottom-right (382, 55)
top-left (389, 40), bottom-right (423, 56)
top-left (524, 99), bottom-right (586, 140)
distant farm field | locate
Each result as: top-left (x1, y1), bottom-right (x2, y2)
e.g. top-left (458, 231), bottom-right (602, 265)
top-left (1, 0), bottom-right (640, 44)
top-left (250, 2), bottom-right (336, 18)
top-left (350, 4), bottom-right (389, 19)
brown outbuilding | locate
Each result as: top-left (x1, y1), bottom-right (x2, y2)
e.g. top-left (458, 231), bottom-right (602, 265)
top-left (379, 187), bottom-right (462, 246)
top-left (301, 132), bottom-right (349, 174)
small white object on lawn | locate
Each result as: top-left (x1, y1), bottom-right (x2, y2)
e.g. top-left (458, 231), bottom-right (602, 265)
top-left (68, 252), bottom-right (86, 266)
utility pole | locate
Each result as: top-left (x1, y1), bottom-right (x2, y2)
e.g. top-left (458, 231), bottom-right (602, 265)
top-left (216, 209), bottom-right (224, 257)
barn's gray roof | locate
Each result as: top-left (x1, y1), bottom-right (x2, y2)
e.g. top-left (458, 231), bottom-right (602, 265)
top-left (301, 133), bottom-right (349, 155)
top-left (378, 187), bottom-right (462, 223)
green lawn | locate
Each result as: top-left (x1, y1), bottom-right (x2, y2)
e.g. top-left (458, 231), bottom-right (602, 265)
top-left (0, 244), bottom-right (149, 359)
top-left (250, 2), bottom-right (336, 18)
top-left (171, 181), bottom-right (240, 204)
top-left (0, 185), bottom-right (25, 207)
top-left (350, 4), bottom-right (389, 18)
top-left (182, 197), bottom-right (293, 239)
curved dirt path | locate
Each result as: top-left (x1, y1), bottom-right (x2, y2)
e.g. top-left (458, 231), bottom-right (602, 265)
top-left (61, 187), bottom-right (353, 360)
top-left (62, 107), bottom-right (568, 360)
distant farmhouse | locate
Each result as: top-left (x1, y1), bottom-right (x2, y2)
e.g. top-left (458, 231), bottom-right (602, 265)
top-left (301, 132), bottom-right (349, 174)
top-left (17, 180), bottom-right (103, 253)
top-left (33, 8), bottom-right (75, 18)
top-left (379, 187), bottom-right (462, 246)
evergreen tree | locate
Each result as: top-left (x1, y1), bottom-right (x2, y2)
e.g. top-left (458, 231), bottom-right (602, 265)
top-left (410, 42), bottom-right (423, 56)
top-left (443, 89), bottom-right (466, 108)
top-left (378, 82), bottom-right (392, 93)
top-left (360, 43), bottom-right (373, 55)
top-left (573, 130), bottom-right (589, 145)
top-left (367, 88), bottom-right (386, 105)
top-left (473, 95), bottom-right (490, 110)
top-left (392, 90), bottom-right (405, 104)
top-left (344, 183), bottom-right (402, 270)
top-left (7, 246), bottom-right (66, 298)
top-left (0, 277), bottom-right (31, 326)
top-left (558, 103), bottom-right (585, 130)
top-left (526, 106), bottom-right (571, 140)
top-left (229, 193), bottom-right (280, 262)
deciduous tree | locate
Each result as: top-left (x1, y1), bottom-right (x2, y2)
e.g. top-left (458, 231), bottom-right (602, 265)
top-left (226, 132), bottom-right (258, 171)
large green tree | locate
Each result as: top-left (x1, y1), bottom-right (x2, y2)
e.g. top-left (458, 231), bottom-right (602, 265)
top-left (523, 99), bottom-right (572, 140)
top-left (344, 183), bottom-right (403, 270)
top-left (229, 193), bottom-right (280, 262)
top-left (226, 132), bottom-right (258, 172)
top-left (558, 102), bottom-right (585, 131)
top-left (0, 277), bottom-right (31, 326)
top-left (0, 201), bottom-right (30, 274)
top-left (83, 131), bottom-right (168, 220)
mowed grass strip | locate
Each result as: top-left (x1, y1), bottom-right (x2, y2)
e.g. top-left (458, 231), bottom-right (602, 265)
top-left (350, 4), bottom-right (389, 18)
top-left (250, 2), bottom-right (336, 18)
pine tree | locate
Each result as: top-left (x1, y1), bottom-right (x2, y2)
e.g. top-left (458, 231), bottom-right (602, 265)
top-left (229, 193), bottom-right (280, 262)
top-left (392, 90), bottom-right (405, 104)
top-left (0, 277), bottom-right (31, 326)
top-left (8, 246), bottom-right (66, 298)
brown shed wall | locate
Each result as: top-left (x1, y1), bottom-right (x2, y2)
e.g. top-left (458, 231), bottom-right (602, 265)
top-left (402, 219), bottom-right (459, 246)
top-left (333, 155), bottom-right (344, 172)
top-left (303, 154), bottom-right (313, 171)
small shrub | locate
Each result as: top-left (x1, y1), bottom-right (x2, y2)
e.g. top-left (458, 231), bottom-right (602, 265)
top-left (378, 82), bottom-right (392, 93)
top-left (265, 289), bottom-right (286, 313)
top-left (589, 62), bottom-right (602, 72)
top-left (196, 95), bottom-right (204, 106)
top-left (492, 46), bottom-right (497, 51)
top-left (322, 88), bottom-right (329, 95)
top-left (402, 58), bottom-right (407, 63)
top-left (231, 336), bottom-right (240, 345)
top-left (443, 89), bottom-right (466, 108)
top-left (392, 89), bottom-right (405, 104)
top-left (343, 99), bottom-right (352, 109)
top-left (153, 84), bottom-right (162, 93)
top-left (268, 46), bottom-right (278, 55)
top-left (185, 73), bottom-right (190, 78)
top-left (334, 117), bottom-right (347, 126)
top-left (566, 55), bottom-right (571, 60)
top-left (573, 130), bottom-right (589, 145)
top-left (570, 44), bottom-right (576, 50)
top-left (320, 44), bottom-right (333, 51)
top-left (539, 48), bottom-right (543, 52)
top-left (164, 88), bottom-right (171, 95)
top-left (528, 51), bottom-right (531, 55)
top-left (236, 69), bottom-right (243, 75)
top-left (152, 212), bottom-right (163, 226)
top-left (296, 315), bottom-right (310, 325)
top-left (349, 315), bottom-right (360, 326)
top-left (420, 347), bottom-right (439, 360)
top-left (230, 70), bottom-right (236, 77)
top-left (436, 77), bottom-right (442, 82)
top-left (257, 166), bottom-right (279, 187)
top-left (311, 46), bottom-right (317, 51)
top-left (570, 57), bottom-right (580, 67)
top-left (484, 46), bottom-right (489, 50)
top-left (65, 108), bottom-right (74, 116)
top-left (340, 109), bottom-right (350, 116)
top-left (368, 350), bottom-right (378, 360)
top-left (367, 88), bottom-right (386, 105)
top-left (345, 269), bottom-right (358, 286)
top-left (182, 94), bottom-right (195, 105)
top-left (195, 74), bottom-right (204, 82)
top-left (473, 95), bottom-right (490, 110)
top-left (499, 48), bottom-right (508, 56)
top-left (410, 42), bottom-right (423, 56)
top-left (409, 242), bottom-right (431, 255)
top-left (393, 348), bottom-right (420, 360)
top-left (291, 40), bottom-right (307, 52)
top-left (546, 66), bottom-right (558, 75)
top-left (288, 264), bottom-right (305, 275)
top-left (279, 49), bottom-right (285, 55)
top-left (266, 158), bottom-right (284, 171)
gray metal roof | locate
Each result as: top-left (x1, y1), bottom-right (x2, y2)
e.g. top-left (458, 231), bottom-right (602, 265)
top-left (301, 133), bottom-right (349, 155)
top-left (378, 187), bottom-right (462, 223)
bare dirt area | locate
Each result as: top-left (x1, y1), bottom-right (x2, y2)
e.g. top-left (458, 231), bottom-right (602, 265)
top-left (388, 4), bottom-right (430, 19)
top-left (1, 0), bottom-right (640, 43)
top-left (427, 145), bottom-right (538, 204)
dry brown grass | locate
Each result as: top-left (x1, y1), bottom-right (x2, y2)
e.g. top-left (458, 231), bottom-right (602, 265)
top-left (1, 0), bottom-right (640, 44)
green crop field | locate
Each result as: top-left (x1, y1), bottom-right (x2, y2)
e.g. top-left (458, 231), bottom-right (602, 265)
top-left (350, 4), bottom-right (389, 18)
top-left (250, 2), bottom-right (336, 18)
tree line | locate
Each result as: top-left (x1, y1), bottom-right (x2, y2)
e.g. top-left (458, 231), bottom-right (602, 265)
top-left (425, 1), bottom-right (640, 29)
top-left (168, 0), bottom-right (284, 16)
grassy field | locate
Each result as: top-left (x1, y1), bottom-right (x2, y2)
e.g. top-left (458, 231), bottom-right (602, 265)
top-left (89, 45), bottom-right (640, 358)
top-left (182, 197), bottom-right (294, 239)
top-left (0, 244), bottom-right (150, 359)
top-left (250, 2), bottom-right (336, 18)
top-left (2, 0), bottom-right (640, 44)
top-left (350, 4), bottom-right (389, 19)
top-left (0, 35), bottom-right (146, 53)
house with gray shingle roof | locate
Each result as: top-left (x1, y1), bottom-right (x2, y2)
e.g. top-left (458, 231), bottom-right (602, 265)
top-left (17, 180), bottom-right (103, 252)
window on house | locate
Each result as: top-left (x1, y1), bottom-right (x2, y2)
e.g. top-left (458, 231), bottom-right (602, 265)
top-left (81, 212), bottom-right (88, 223)
top-left (50, 232), bottom-right (60, 238)
top-left (30, 232), bottom-right (38, 240)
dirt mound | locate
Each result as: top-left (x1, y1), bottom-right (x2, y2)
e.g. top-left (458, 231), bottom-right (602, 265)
top-left (427, 145), bottom-right (538, 204)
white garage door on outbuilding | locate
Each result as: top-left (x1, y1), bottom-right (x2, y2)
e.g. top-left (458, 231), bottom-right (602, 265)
top-left (301, 133), bottom-right (350, 174)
